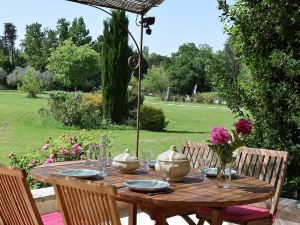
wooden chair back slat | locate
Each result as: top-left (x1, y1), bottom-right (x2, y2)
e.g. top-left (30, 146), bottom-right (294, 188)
top-left (48, 175), bottom-right (121, 225)
top-left (235, 147), bottom-right (288, 214)
top-left (0, 165), bottom-right (44, 225)
top-left (182, 141), bottom-right (216, 169)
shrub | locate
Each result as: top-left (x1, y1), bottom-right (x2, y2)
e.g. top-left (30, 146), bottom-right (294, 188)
top-left (140, 105), bottom-right (168, 131)
top-left (18, 67), bottom-right (43, 98)
top-left (193, 92), bottom-right (218, 104)
top-left (47, 92), bottom-right (103, 129)
top-left (9, 134), bottom-right (93, 189)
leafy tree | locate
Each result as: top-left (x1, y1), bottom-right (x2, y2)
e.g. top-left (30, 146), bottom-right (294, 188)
top-left (1, 23), bottom-right (17, 65)
top-left (56, 18), bottom-right (70, 43)
top-left (206, 39), bottom-right (245, 113)
top-left (6, 66), bottom-right (25, 87)
top-left (43, 29), bottom-right (59, 58)
top-left (47, 40), bottom-right (100, 91)
top-left (166, 43), bottom-right (213, 95)
top-left (69, 17), bottom-right (92, 46)
top-left (142, 65), bottom-right (170, 94)
top-left (0, 50), bottom-right (6, 68)
top-left (21, 23), bottom-right (46, 71)
top-left (101, 10), bottom-right (131, 123)
top-left (218, 0), bottom-right (300, 197)
top-left (147, 53), bottom-right (169, 68)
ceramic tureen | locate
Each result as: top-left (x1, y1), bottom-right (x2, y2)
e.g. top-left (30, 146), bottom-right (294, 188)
top-left (155, 145), bottom-right (191, 181)
top-left (112, 149), bottom-right (140, 173)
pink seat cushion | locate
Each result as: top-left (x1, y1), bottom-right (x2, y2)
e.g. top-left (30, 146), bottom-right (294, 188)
top-left (41, 211), bottom-right (64, 225)
top-left (197, 205), bottom-right (271, 222)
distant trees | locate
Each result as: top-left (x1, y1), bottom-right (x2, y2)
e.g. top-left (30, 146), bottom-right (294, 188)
top-left (47, 40), bottom-right (100, 91)
top-left (1, 23), bottom-right (17, 65)
top-left (69, 17), bottom-right (92, 46)
top-left (21, 23), bottom-right (46, 71)
top-left (101, 10), bottom-right (131, 123)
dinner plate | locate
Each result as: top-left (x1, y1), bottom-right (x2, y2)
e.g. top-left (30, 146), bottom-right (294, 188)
top-left (206, 168), bottom-right (237, 177)
top-left (148, 160), bottom-right (156, 168)
top-left (124, 180), bottom-right (169, 192)
top-left (58, 169), bottom-right (101, 179)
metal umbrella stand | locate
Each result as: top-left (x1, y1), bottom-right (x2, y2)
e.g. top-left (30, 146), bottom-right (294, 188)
top-left (66, 0), bottom-right (165, 157)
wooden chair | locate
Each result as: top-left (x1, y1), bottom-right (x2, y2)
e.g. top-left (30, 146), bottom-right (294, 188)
top-left (47, 174), bottom-right (122, 225)
top-left (182, 141), bottom-right (218, 169)
top-left (197, 147), bottom-right (289, 225)
top-left (0, 165), bottom-right (63, 225)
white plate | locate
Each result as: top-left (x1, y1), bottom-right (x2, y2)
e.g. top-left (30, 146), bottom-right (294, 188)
top-left (58, 169), bottom-right (101, 179)
top-left (206, 168), bottom-right (237, 177)
top-left (124, 180), bottom-right (169, 192)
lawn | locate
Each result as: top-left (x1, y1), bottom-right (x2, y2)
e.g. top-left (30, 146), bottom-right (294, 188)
top-left (0, 90), bottom-right (236, 164)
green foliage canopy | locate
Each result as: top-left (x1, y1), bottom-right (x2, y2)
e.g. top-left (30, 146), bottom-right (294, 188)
top-left (47, 39), bottom-right (100, 91)
top-left (218, 0), bottom-right (300, 196)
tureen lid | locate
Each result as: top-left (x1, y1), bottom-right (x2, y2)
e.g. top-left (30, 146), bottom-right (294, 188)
top-left (113, 149), bottom-right (138, 162)
top-left (156, 145), bottom-right (188, 162)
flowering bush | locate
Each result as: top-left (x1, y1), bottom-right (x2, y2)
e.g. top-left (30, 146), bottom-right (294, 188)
top-left (9, 134), bottom-right (97, 189)
top-left (209, 118), bottom-right (253, 164)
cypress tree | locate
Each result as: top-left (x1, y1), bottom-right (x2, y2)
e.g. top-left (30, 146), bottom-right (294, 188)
top-left (101, 10), bottom-right (131, 124)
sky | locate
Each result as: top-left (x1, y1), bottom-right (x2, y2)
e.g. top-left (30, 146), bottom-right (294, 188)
top-left (0, 0), bottom-right (233, 56)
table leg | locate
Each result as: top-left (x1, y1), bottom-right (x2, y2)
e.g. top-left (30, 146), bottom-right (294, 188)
top-left (154, 212), bottom-right (167, 225)
top-left (211, 208), bottom-right (223, 225)
top-left (128, 204), bottom-right (137, 225)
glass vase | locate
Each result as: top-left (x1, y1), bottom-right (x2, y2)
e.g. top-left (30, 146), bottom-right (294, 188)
top-left (216, 160), bottom-right (231, 188)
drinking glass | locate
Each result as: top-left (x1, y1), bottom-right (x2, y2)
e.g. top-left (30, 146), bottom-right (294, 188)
top-left (141, 150), bottom-right (152, 171)
top-left (96, 146), bottom-right (109, 176)
top-left (199, 159), bottom-right (210, 180)
top-left (85, 143), bottom-right (96, 167)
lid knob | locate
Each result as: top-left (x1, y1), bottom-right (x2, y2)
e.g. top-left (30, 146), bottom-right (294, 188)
top-left (170, 145), bottom-right (177, 151)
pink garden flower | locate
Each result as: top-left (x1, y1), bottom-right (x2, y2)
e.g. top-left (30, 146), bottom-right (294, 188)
top-left (210, 126), bottom-right (231, 145)
top-left (59, 148), bottom-right (69, 155)
top-left (72, 144), bottom-right (83, 154)
top-left (43, 143), bottom-right (49, 150)
top-left (235, 118), bottom-right (253, 135)
top-left (45, 157), bottom-right (55, 164)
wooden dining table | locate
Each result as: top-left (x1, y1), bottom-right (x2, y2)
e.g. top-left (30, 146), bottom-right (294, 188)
top-left (32, 161), bottom-right (274, 225)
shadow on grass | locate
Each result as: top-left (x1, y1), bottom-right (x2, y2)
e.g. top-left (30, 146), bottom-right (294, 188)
top-left (164, 130), bottom-right (208, 134)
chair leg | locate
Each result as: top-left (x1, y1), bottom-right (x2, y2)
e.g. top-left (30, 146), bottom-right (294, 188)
top-left (181, 215), bottom-right (197, 225)
top-left (196, 217), bottom-right (207, 225)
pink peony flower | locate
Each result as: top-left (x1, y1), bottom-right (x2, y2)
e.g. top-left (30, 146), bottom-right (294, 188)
top-left (59, 148), bottom-right (69, 155)
top-left (43, 143), bottom-right (49, 150)
top-left (235, 118), bottom-right (253, 135)
top-left (210, 126), bottom-right (230, 145)
top-left (72, 144), bottom-right (83, 154)
top-left (45, 158), bottom-right (55, 164)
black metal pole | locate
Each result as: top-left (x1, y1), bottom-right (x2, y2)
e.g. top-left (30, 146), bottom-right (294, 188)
top-left (136, 14), bottom-right (144, 158)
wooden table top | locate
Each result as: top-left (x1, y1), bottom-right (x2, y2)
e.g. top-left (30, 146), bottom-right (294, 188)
top-left (32, 160), bottom-right (274, 209)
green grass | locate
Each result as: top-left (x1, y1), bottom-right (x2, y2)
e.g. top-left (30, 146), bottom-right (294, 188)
top-left (0, 91), bottom-right (235, 164)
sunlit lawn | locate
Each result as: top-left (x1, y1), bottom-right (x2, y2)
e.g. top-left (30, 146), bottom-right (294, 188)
top-left (0, 90), bottom-right (235, 164)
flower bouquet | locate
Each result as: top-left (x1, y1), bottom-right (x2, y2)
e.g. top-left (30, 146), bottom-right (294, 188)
top-left (209, 118), bottom-right (253, 188)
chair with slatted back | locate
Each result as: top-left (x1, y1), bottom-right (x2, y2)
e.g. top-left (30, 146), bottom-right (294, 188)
top-left (47, 174), bottom-right (121, 225)
top-left (0, 165), bottom-right (63, 225)
top-left (182, 141), bottom-right (218, 169)
top-left (196, 147), bottom-right (289, 225)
